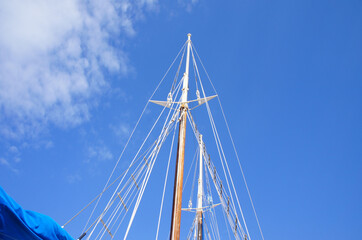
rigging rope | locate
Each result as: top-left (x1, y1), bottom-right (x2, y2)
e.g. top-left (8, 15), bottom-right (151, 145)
top-left (96, 163), bottom-right (148, 240)
top-left (122, 74), bottom-right (185, 239)
top-left (87, 104), bottom-right (168, 239)
top-left (192, 44), bottom-right (265, 240)
top-left (186, 147), bottom-right (199, 206)
top-left (155, 117), bottom-right (178, 240)
top-left (171, 44), bottom-right (186, 92)
top-left (185, 46), bottom-right (249, 239)
top-left (190, 44), bottom-right (250, 239)
top-left (187, 111), bottom-right (244, 239)
top-left (88, 154), bottom-right (150, 239)
top-left (88, 72), bottom-right (185, 239)
top-left (72, 37), bottom-right (265, 240)
top-left (123, 108), bottom-right (180, 239)
top-left (63, 141), bottom-right (156, 228)
top-left (82, 41), bottom-right (188, 236)
top-left (204, 160), bottom-right (221, 240)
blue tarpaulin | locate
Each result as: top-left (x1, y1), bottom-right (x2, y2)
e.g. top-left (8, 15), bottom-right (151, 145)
top-left (0, 186), bottom-right (74, 240)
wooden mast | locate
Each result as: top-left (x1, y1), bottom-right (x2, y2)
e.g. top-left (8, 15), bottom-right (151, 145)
top-left (170, 33), bottom-right (192, 240)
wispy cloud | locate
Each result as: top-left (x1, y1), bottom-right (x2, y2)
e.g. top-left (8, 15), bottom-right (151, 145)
top-left (110, 122), bottom-right (131, 144)
top-left (178, 0), bottom-right (199, 13)
top-left (7, 145), bottom-right (21, 163)
top-left (84, 144), bottom-right (114, 176)
top-left (0, 0), bottom-right (157, 139)
top-left (0, 158), bottom-right (19, 174)
top-left (8, 146), bottom-right (19, 154)
top-left (87, 145), bottom-right (114, 162)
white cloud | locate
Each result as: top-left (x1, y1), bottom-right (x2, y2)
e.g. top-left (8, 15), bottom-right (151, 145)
top-left (87, 145), bottom-right (113, 162)
top-left (84, 144), bottom-right (114, 176)
top-left (0, 0), bottom-right (157, 139)
top-left (8, 145), bottom-right (21, 163)
top-left (8, 146), bottom-right (19, 154)
top-left (0, 158), bottom-right (19, 174)
top-left (110, 122), bottom-right (131, 143)
top-left (178, 0), bottom-right (199, 13)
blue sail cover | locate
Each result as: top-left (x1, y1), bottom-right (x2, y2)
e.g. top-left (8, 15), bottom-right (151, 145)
top-left (0, 186), bottom-right (74, 240)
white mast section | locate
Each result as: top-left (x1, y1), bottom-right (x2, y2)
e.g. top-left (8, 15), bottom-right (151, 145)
top-left (196, 134), bottom-right (204, 240)
top-left (197, 134), bottom-right (203, 213)
top-left (181, 33), bottom-right (191, 104)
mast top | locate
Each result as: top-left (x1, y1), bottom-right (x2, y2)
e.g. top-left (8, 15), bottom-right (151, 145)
top-left (187, 33), bottom-right (191, 40)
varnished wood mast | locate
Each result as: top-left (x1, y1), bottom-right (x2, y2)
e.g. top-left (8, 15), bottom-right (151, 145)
top-left (170, 33), bottom-right (192, 240)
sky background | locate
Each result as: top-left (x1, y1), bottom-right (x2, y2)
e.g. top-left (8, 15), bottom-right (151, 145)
top-left (0, 0), bottom-right (361, 239)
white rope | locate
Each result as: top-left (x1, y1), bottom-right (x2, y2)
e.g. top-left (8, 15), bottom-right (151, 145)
top-left (86, 160), bottom-right (146, 237)
top-left (96, 164), bottom-right (147, 240)
top-left (122, 80), bottom-right (183, 239)
top-left (186, 111), bottom-right (242, 239)
top-left (88, 75), bottom-right (185, 239)
top-left (189, 50), bottom-right (238, 227)
top-left (99, 152), bottom-right (154, 239)
top-left (203, 160), bottom-right (219, 240)
top-left (109, 170), bottom-right (145, 239)
top-left (63, 141), bottom-right (156, 229)
top-left (121, 71), bottom-right (183, 239)
top-left (203, 217), bottom-right (216, 240)
top-left (84, 42), bottom-right (187, 238)
top-left (204, 160), bottom-right (221, 240)
top-left (221, 197), bottom-right (232, 240)
top-left (86, 104), bottom-right (168, 239)
top-left (172, 44), bottom-right (187, 92)
top-left (187, 50), bottom-right (245, 239)
top-left (203, 220), bottom-right (213, 240)
top-left (186, 217), bottom-right (197, 240)
top-left (191, 45), bottom-right (249, 239)
top-left (155, 118), bottom-right (177, 239)
top-left (193, 44), bottom-right (264, 240)
top-left (186, 110), bottom-right (237, 239)
top-left (123, 111), bottom-right (178, 239)
top-left (204, 159), bottom-right (242, 240)
top-left (93, 154), bottom-right (150, 239)
top-left (112, 176), bottom-right (145, 237)
top-left (207, 211), bottom-right (217, 240)
top-left (186, 147), bottom-right (199, 201)
top-left (208, 113), bottom-right (247, 238)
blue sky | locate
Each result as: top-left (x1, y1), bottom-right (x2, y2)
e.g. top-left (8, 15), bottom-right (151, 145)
top-left (0, 0), bottom-right (361, 239)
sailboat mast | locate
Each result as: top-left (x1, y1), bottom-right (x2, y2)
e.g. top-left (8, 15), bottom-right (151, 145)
top-left (196, 134), bottom-right (203, 240)
top-left (170, 33), bottom-right (192, 240)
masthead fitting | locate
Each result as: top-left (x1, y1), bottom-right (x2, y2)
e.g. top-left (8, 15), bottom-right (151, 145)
top-left (187, 33), bottom-right (191, 40)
